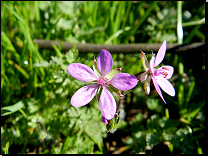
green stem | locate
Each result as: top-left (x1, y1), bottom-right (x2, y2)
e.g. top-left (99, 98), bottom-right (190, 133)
top-left (177, 1), bottom-right (183, 44)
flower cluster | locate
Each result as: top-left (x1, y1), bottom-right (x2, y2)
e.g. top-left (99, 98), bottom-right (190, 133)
top-left (67, 41), bottom-right (175, 129)
top-left (140, 40), bottom-right (175, 104)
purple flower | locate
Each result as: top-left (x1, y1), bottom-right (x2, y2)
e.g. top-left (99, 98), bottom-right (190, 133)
top-left (68, 49), bottom-right (138, 120)
top-left (140, 40), bottom-right (175, 104)
top-left (102, 115), bottom-right (108, 125)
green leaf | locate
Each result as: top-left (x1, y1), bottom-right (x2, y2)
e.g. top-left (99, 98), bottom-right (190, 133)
top-left (5, 142), bottom-right (9, 154)
top-left (33, 60), bottom-right (49, 67)
top-left (1, 101), bottom-right (25, 116)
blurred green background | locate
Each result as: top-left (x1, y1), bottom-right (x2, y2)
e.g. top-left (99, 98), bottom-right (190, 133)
top-left (1, 1), bottom-right (205, 154)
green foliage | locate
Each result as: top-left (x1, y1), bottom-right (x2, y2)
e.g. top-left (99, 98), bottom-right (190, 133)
top-left (1, 1), bottom-right (205, 154)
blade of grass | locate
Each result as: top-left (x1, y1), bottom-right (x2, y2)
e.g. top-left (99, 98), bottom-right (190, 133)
top-left (131, 1), bottom-right (157, 35)
top-left (184, 25), bottom-right (201, 44)
top-left (34, 1), bottom-right (40, 22)
top-left (1, 32), bottom-right (20, 61)
top-left (178, 56), bottom-right (185, 115)
top-left (8, 60), bottom-right (29, 79)
top-left (46, 15), bottom-right (61, 39)
top-left (1, 71), bottom-right (10, 88)
top-left (135, 19), bottom-right (205, 34)
top-left (5, 142), bottom-right (9, 154)
top-left (185, 81), bottom-right (195, 104)
top-left (121, 1), bottom-right (132, 30)
top-left (54, 1), bottom-right (58, 19)
top-left (182, 99), bottom-right (205, 120)
top-left (3, 3), bottom-right (25, 23)
top-left (177, 1), bottom-right (183, 44)
top-left (195, 29), bottom-right (205, 40)
top-left (104, 26), bottom-right (131, 45)
top-left (92, 1), bottom-right (98, 26)
top-left (52, 43), bottom-right (63, 58)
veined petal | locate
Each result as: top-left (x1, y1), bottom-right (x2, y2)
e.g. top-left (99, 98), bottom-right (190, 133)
top-left (97, 49), bottom-right (113, 76)
top-left (68, 63), bottom-right (97, 82)
top-left (99, 86), bottom-right (116, 120)
top-left (152, 76), bottom-right (166, 104)
top-left (156, 66), bottom-right (174, 79)
top-left (150, 53), bottom-right (155, 75)
top-left (154, 40), bottom-right (167, 67)
top-left (141, 52), bottom-right (150, 70)
top-left (109, 73), bottom-right (138, 91)
top-left (154, 76), bottom-right (175, 96)
top-left (140, 70), bottom-right (149, 81)
top-left (71, 85), bottom-right (98, 107)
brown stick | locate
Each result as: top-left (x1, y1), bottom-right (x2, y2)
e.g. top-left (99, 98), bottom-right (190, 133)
top-left (33, 39), bottom-right (205, 53)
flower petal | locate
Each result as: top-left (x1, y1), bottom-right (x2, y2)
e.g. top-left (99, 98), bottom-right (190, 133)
top-left (154, 66), bottom-right (174, 79)
top-left (71, 85), bottom-right (98, 107)
top-left (154, 76), bottom-right (175, 97)
top-left (140, 70), bottom-right (149, 81)
top-left (99, 86), bottom-right (116, 120)
top-left (152, 76), bottom-right (166, 104)
top-left (102, 115), bottom-right (108, 125)
top-left (109, 73), bottom-right (138, 91)
top-left (150, 53), bottom-right (155, 74)
top-left (68, 63), bottom-right (97, 82)
top-left (97, 49), bottom-right (113, 76)
top-left (154, 40), bottom-right (167, 67)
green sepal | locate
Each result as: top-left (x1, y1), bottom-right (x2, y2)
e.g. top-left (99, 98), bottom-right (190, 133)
top-left (141, 52), bottom-right (149, 70)
top-left (144, 75), bottom-right (151, 95)
top-left (105, 68), bottom-right (121, 80)
top-left (85, 80), bottom-right (97, 84)
top-left (107, 112), bottom-right (120, 133)
top-left (96, 86), bottom-right (103, 101)
top-left (106, 84), bottom-right (122, 97)
top-left (93, 60), bottom-right (102, 78)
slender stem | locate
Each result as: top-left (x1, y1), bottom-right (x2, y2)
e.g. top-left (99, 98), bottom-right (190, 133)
top-left (177, 1), bottom-right (183, 44)
top-left (116, 91), bottom-right (124, 113)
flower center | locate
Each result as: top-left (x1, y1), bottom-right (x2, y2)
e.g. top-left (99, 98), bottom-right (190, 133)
top-left (154, 69), bottom-right (168, 78)
top-left (97, 78), bottom-right (108, 86)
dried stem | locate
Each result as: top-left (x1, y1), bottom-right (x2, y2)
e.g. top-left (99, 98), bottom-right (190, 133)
top-left (33, 39), bottom-right (205, 54)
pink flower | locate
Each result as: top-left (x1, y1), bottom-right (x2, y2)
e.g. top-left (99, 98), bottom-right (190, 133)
top-left (140, 40), bottom-right (175, 104)
top-left (68, 49), bottom-right (138, 120)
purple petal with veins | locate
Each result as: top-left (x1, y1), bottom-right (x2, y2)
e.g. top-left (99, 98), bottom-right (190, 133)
top-left (154, 76), bottom-right (175, 96)
top-left (71, 85), bottom-right (98, 107)
top-left (154, 40), bottom-right (167, 67)
top-left (97, 49), bottom-right (113, 76)
top-left (109, 73), bottom-right (138, 91)
top-left (99, 86), bottom-right (116, 120)
top-left (154, 66), bottom-right (174, 79)
top-left (68, 63), bottom-right (97, 81)
top-left (152, 76), bottom-right (166, 104)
